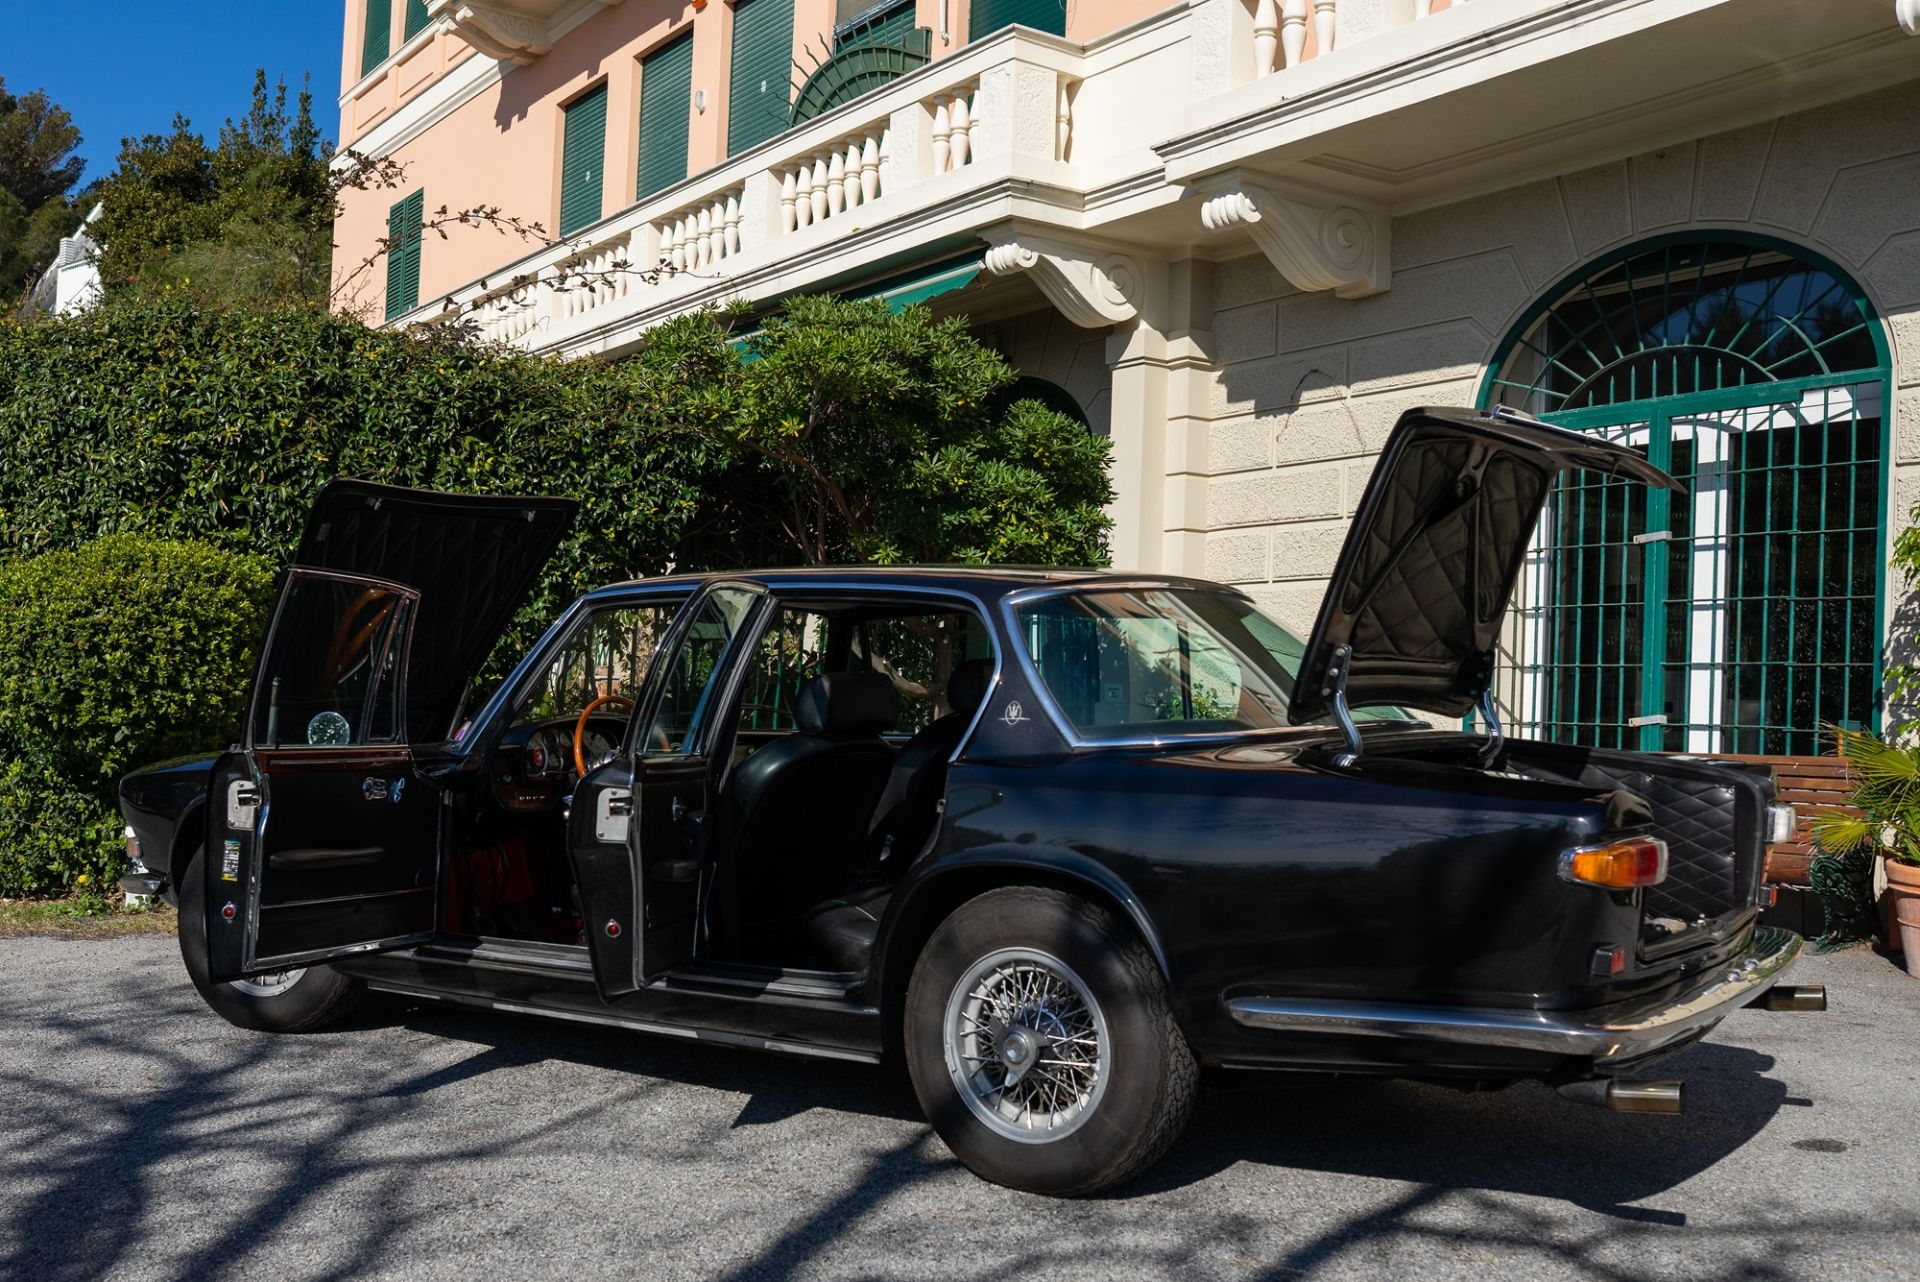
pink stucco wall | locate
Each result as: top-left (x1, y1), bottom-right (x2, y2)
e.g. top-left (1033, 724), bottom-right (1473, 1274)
top-left (333, 0), bottom-right (1183, 318)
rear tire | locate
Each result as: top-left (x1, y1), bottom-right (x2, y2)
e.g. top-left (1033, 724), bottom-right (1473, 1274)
top-left (177, 851), bottom-right (364, 1033)
top-left (903, 886), bottom-right (1197, 1196)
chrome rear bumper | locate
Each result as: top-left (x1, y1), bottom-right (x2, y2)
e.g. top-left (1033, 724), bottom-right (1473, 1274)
top-left (1224, 926), bottom-right (1803, 1065)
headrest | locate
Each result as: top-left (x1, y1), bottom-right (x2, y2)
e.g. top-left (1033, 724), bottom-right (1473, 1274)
top-left (945, 659), bottom-right (992, 718)
top-left (793, 670), bottom-right (900, 738)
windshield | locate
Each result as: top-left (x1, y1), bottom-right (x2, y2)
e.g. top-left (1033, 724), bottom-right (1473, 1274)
top-left (1015, 587), bottom-right (1409, 740)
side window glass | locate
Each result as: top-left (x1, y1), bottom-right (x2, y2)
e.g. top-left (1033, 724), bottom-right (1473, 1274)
top-left (736, 607), bottom-right (829, 734)
top-left (514, 602), bottom-right (682, 728)
top-left (252, 573), bottom-right (415, 748)
top-left (854, 610), bottom-right (991, 734)
top-left (644, 587), bottom-right (760, 755)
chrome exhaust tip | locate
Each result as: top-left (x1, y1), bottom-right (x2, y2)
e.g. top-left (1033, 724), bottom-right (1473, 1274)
top-left (1749, 984), bottom-right (1827, 1012)
top-left (1607, 1079), bottom-right (1685, 1115)
top-left (1556, 1078), bottom-right (1686, 1114)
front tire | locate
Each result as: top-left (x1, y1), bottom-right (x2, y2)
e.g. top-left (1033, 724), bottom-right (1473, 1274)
top-left (903, 886), bottom-right (1197, 1196)
top-left (177, 851), bottom-right (364, 1033)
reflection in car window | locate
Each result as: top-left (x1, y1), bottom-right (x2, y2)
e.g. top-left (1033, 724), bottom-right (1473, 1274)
top-left (252, 574), bottom-right (413, 748)
top-left (1016, 588), bottom-right (1406, 739)
top-left (512, 603), bottom-right (681, 730)
top-left (645, 588), bottom-right (760, 755)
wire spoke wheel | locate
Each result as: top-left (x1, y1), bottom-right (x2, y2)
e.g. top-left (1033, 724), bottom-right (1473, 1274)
top-left (229, 968), bottom-right (307, 998)
top-left (943, 948), bottom-right (1110, 1144)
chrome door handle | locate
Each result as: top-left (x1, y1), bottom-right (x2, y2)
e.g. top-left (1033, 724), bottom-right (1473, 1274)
top-left (670, 796), bottom-right (688, 822)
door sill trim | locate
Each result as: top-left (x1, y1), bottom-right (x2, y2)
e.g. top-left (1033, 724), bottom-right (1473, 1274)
top-left (364, 978), bottom-right (882, 1063)
top-left (414, 935), bottom-right (596, 976)
top-left (665, 961), bottom-right (867, 1002)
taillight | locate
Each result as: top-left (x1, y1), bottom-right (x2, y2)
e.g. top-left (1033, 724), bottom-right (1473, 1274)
top-left (1560, 836), bottom-right (1668, 889)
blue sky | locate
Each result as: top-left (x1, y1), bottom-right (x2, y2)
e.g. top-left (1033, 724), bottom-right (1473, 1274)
top-left (7, 1), bottom-right (345, 187)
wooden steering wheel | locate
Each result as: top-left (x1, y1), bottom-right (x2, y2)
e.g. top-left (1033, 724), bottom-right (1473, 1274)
top-left (573, 694), bottom-right (636, 776)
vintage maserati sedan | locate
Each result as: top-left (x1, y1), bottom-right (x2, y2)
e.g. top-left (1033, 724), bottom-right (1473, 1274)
top-left (120, 407), bottom-right (1822, 1195)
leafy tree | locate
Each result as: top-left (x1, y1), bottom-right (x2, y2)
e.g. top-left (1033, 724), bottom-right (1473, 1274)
top-left (631, 294), bottom-right (1113, 566)
top-left (91, 72), bottom-right (333, 307)
top-left (0, 77), bottom-right (86, 303)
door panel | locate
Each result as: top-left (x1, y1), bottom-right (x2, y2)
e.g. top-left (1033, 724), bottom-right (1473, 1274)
top-left (568, 582), bottom-right (767, 999)
top-left (206, 568), bottom-right (440, 981)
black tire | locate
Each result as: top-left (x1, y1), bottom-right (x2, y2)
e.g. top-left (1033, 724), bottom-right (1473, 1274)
top-left (177, 850), bottom-right (364, 1033)
top-left (903, 886), bottom-right (1198, 1196)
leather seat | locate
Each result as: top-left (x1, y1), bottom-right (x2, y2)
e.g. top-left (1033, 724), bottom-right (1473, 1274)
top-left (794, 660), bottom-right (993, 973)
top-left (861, 659), bottom-right (992, 875)
top-left (726, 670), bottom-right (899, 926)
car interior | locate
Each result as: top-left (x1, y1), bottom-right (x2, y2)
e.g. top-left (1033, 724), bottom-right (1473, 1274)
top-left (443, 593), bottom-right (994, 975)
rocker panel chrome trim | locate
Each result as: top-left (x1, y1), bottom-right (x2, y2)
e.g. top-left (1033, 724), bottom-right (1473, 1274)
top-left (1225, 927), bottom-right (1803, 1064)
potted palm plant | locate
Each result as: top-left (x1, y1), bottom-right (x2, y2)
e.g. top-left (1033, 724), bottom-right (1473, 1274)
top-left (1813, 727), bottom-right (1920, 978)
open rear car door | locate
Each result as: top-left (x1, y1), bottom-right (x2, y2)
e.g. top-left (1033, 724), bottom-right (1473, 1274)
top-left (205, 480), bottom-right (575, 981)
top-left (569, 581), bottom-right (769, 999)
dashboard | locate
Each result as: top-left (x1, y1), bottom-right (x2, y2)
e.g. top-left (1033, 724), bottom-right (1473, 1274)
top-left (492, 717), bottom-right (625, 812)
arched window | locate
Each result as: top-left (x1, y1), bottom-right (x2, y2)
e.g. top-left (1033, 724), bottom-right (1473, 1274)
top-left (1481, 234), bottom-right (1891, 755)
top-left (988, 375), bottom-right (1092, 431)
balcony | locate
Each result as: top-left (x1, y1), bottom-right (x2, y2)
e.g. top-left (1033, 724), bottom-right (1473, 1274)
top-left (426, 0), bottom-right (627, 64)
top-left (402, 0), bottom-right (1919, 353)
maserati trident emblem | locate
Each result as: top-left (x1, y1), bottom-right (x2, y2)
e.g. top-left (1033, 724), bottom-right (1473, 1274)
top-left (1001, 701), bottom-right (1030, 727)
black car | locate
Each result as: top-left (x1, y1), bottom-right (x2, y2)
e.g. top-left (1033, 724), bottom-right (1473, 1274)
top-left (120, 406), bottom-right (1821, 1195)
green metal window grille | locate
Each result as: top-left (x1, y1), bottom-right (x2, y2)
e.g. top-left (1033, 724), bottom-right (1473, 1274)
top-left (637, 33), bottom-right (694, 199)
top-left (968, 0), bottom-right (1065, 39)
top-left (362, 0), bottom-right (393, 75)
top-left (1483, 234), bottom-right (1891, 756)
top-left (384, 189), bottom-right (424, 322)
top-left (558, 83), bottom-right (609, 236)
top-left (727, 0), bottom-right (796, 156)
top-left (792, 23), bottom-right (931, 124)
top-left (403, 0), bottom-right (431, 41)
top-left (836, 0), bottom-right (916, 50)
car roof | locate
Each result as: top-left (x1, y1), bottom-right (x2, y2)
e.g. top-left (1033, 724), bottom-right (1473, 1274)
top-left (580, 564), bottom-right (1234, 604)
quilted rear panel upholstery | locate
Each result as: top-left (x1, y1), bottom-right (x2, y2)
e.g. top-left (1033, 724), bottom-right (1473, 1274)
top-left (1541, 760), bottom-right (1742, 921)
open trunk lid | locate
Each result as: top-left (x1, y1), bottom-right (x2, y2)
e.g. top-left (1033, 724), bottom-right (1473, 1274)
top-left (1290, 406), bottom-right (1680, 725)
top-left (288, 479), bottom-right (577, 741)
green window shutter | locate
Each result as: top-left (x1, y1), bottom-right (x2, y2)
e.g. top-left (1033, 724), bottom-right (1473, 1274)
top-left (637, 33), bottom-right (694, 199)
top-left (968, 0), bottom-right (1064, 39)
top-left (558, 83), bottom-right (609, 235)
top-left (385, 189), bottom-right (424, 322)
top-left (403, 0), bottom-right (431, 41)
top-left (362, 0), bottom-right (393, 75)
top-left (727, 0), bottom-right (795, 155)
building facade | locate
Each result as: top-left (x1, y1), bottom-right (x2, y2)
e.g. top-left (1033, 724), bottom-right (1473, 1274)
top-left (333, 0), bottom-right (1920, 823)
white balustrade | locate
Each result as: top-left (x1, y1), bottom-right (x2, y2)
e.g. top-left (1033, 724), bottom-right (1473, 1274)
top-left (652, 187), bottom-right (744, 274)
top-left (1254, 0), bottom-right (1338, 74)
top-left (778, 118), bottom-right (889, 235)
top-left (929, 85), bottom-right (978, 174)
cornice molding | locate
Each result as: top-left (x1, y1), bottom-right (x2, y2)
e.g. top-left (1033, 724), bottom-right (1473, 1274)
top-left (1199, 178), bottom-right (1388, 299)
top-left (980, 230), bottom-right (1146, 328)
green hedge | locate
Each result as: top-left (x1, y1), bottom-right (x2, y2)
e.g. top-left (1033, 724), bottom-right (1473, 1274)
top-left (0, 535), bottom-right (276, 897)
top-left (0, 300), bottom-right (722, 618)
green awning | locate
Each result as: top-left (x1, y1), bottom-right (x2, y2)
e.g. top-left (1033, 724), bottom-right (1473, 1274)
top-left (727, 253), bottom-right (985, 357)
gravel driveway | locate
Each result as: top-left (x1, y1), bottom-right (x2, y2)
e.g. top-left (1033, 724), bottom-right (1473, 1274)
top-left (1, 933), bottom-right (1916, 1282)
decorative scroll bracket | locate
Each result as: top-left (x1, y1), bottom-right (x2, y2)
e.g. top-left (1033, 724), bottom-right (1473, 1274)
top-left (1198, 180), bottom-right (1389, 300)
top-left (428, 0), bottom-right (626, 66)
top-left (980, 231), bottom-right (1146, 329)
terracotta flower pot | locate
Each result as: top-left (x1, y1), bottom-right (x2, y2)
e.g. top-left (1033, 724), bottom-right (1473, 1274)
top-left (1886, 856), bottom-right (1920, 979)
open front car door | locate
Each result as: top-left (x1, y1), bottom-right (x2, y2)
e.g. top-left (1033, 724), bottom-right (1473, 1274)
top-left (569, 581), bottom-right (769, 999)
top-left (204, 479), bottom-right (578, 981)
top-left (205, 569), bottom-right (440, 980)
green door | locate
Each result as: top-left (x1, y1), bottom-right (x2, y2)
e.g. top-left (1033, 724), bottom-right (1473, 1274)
top-left (558, 83), bottom-right (608, 235)
top-left (969, 0), bottom-right (1065, 38)
top-left (637, 34), bottom-right (694, 200)
top-left (728, 0), bottom-right (795, 155)
top-left (1486, 234), bottom-right (1891, 755)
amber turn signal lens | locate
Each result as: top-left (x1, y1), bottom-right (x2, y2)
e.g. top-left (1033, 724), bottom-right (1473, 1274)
top-left (1560, 837), bottom-right (1669, 889)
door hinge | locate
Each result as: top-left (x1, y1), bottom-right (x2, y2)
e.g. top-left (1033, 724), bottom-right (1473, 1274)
top-left (225, 781), bottom-right (259, 829)
top-left (595, 787), bottom-right (633, 843)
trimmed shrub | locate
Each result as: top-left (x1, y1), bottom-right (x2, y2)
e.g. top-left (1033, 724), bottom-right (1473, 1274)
top-left (0, 535), bottom-right (276, 897)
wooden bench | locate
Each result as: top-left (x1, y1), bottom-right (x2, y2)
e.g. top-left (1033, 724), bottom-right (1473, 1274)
top-left (1693, 753), bottom-right (1853, 886)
